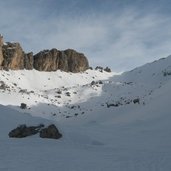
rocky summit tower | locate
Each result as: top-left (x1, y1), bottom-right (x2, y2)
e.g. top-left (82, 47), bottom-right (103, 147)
top-left (0, 34), bottom-right (4, 68)
top-left (0, 34), bottom-right (3, 46)
top-left (0, 35), bottom-right (89, 72)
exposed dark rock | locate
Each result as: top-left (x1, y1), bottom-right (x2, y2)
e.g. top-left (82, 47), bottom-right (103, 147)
top-left (9, 124), bottom-right (44, 138)
top-left (66, 92), bottom-right (71, 96)
top-left (33, 49), bottom-right (59, 71)
top-left (39, 124), bottom-right (62, 139)
top-left (0, 36), bottom-right (89, 73)
top-left (19, 89), bottom-right (28, 94)
top-left (95, 66), bottom-right (103, 72)
top-left (104, 67), bottom-right (111, 72)
top-left (0, 47), bottom-right (3, 69)
top-left (0, 35), bottom-right (4, 68)
top-left (64, 49), bottom-right (89, 72)
top-left (133, 98), bottom-right (140, 104)
top-left (20, 103), bottom-right (27, 109)
top-left (95, 66), bottom-right (112, 72)
top-left (163, 70), bottom-right (171, 77)
top-left (33, 49), bottom-right (89, 72)
top-left (0, 81), bottom-right (7, 90)
top-left (24, 52), bottom-right (33, 70)
top-left (2, 42), bottom-right (25, 70)
top-left (55, 95), bottom-right (61, 98)
top-left (56, 90), bottom-right (62, 94)
top-left (91, 80), bottom-right (103, 86)
top-left (91, 81), bottom-right (96, 86)
top-left (107, 103), bottom-right (119, 108)
top-left (98, 80), bottom-right (103, 84)
top-left (0, 34), bottom-right (3, 46)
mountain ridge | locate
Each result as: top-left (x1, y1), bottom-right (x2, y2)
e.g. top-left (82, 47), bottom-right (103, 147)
top-left (0, 35), bottom-right (89, 72)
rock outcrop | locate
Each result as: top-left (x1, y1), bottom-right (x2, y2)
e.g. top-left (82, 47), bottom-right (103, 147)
top-left (64, 49), bottom-right (89, 72)
top-left (39, 124), bottom-right (62, 139)
top-left (33, 49), bottom-right (89, 72)
top-left (0, 35), bottom-right (4, 68)
top-left (9, 124), bottom-right (62, 139)
top-left (2, 42), bottom-right (25, 70)
top-left (0, 35), bottom-right (89, 72)
top-left (24, 52), bottom-right (33, 70)
top-left (0, 48), bottom-right (3, 69)
top-left (8, 124), bottom-right (44, 138)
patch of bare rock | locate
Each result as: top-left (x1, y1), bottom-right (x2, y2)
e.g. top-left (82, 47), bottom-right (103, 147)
top-left (8, 124), bottom-right (62, 140)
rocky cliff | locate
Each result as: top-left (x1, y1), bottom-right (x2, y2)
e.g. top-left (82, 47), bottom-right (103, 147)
top-left (24, 52), bottom-right (34, 70)
top-left (0, 36), bottom-right (89, 72)
top-left (33, 49), bottom-right (89, 72)
top-left (0, 35), bottom-right (4, 68)
top-left (0, 47), bottom-right (3, 69)
top-left (2, 42), bottom-right (25, 70)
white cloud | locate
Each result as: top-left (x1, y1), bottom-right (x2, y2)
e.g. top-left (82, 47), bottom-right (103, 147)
top-left (1, 2), bottom-right (171, 72)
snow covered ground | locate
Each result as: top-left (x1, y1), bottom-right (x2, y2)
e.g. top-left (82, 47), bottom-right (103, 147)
top-left (0, 56), bottom-right (171, 170)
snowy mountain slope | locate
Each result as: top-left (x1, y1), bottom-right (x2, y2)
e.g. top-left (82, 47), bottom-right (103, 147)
top-left (0, 55), bottom-right (171, 170)
top-left (1, 79), bottom-right (171, 171)
top-left (114, 55), bottom-right (171, 85)
top-left (0, 69), bottom-right (114, 118)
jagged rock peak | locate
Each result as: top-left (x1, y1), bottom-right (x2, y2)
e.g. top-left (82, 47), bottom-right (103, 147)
top-left (0, 35), bottom-right (4, 68)
top-left (0, 34), bottom-right (3, 46)
top-left (2, 42), bottom-right (25, 70)
top-left (0, 35), bottom-right (89, 72)
top-left (33, 48), bottom-right (89, 72)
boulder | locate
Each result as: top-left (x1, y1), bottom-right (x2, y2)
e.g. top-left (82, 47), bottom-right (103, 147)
top-left (9, 124), bottom-right (44, 138)
top-left (39, 124), bottom-right (62, 139)
top-left (20, 103), bottom-right (27, 109)
top-left (133, 98), bottom-right (140, 104)
top-left (104, 67), bottom-right (111, 72)
top-left (95, 66), bottom-right (103, 72)
top-left (0, 81), bottom-right (8, 90)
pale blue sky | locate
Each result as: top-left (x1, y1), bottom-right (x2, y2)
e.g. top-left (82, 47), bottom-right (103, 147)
top-left (1, 0), bottom-right (171, 71)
